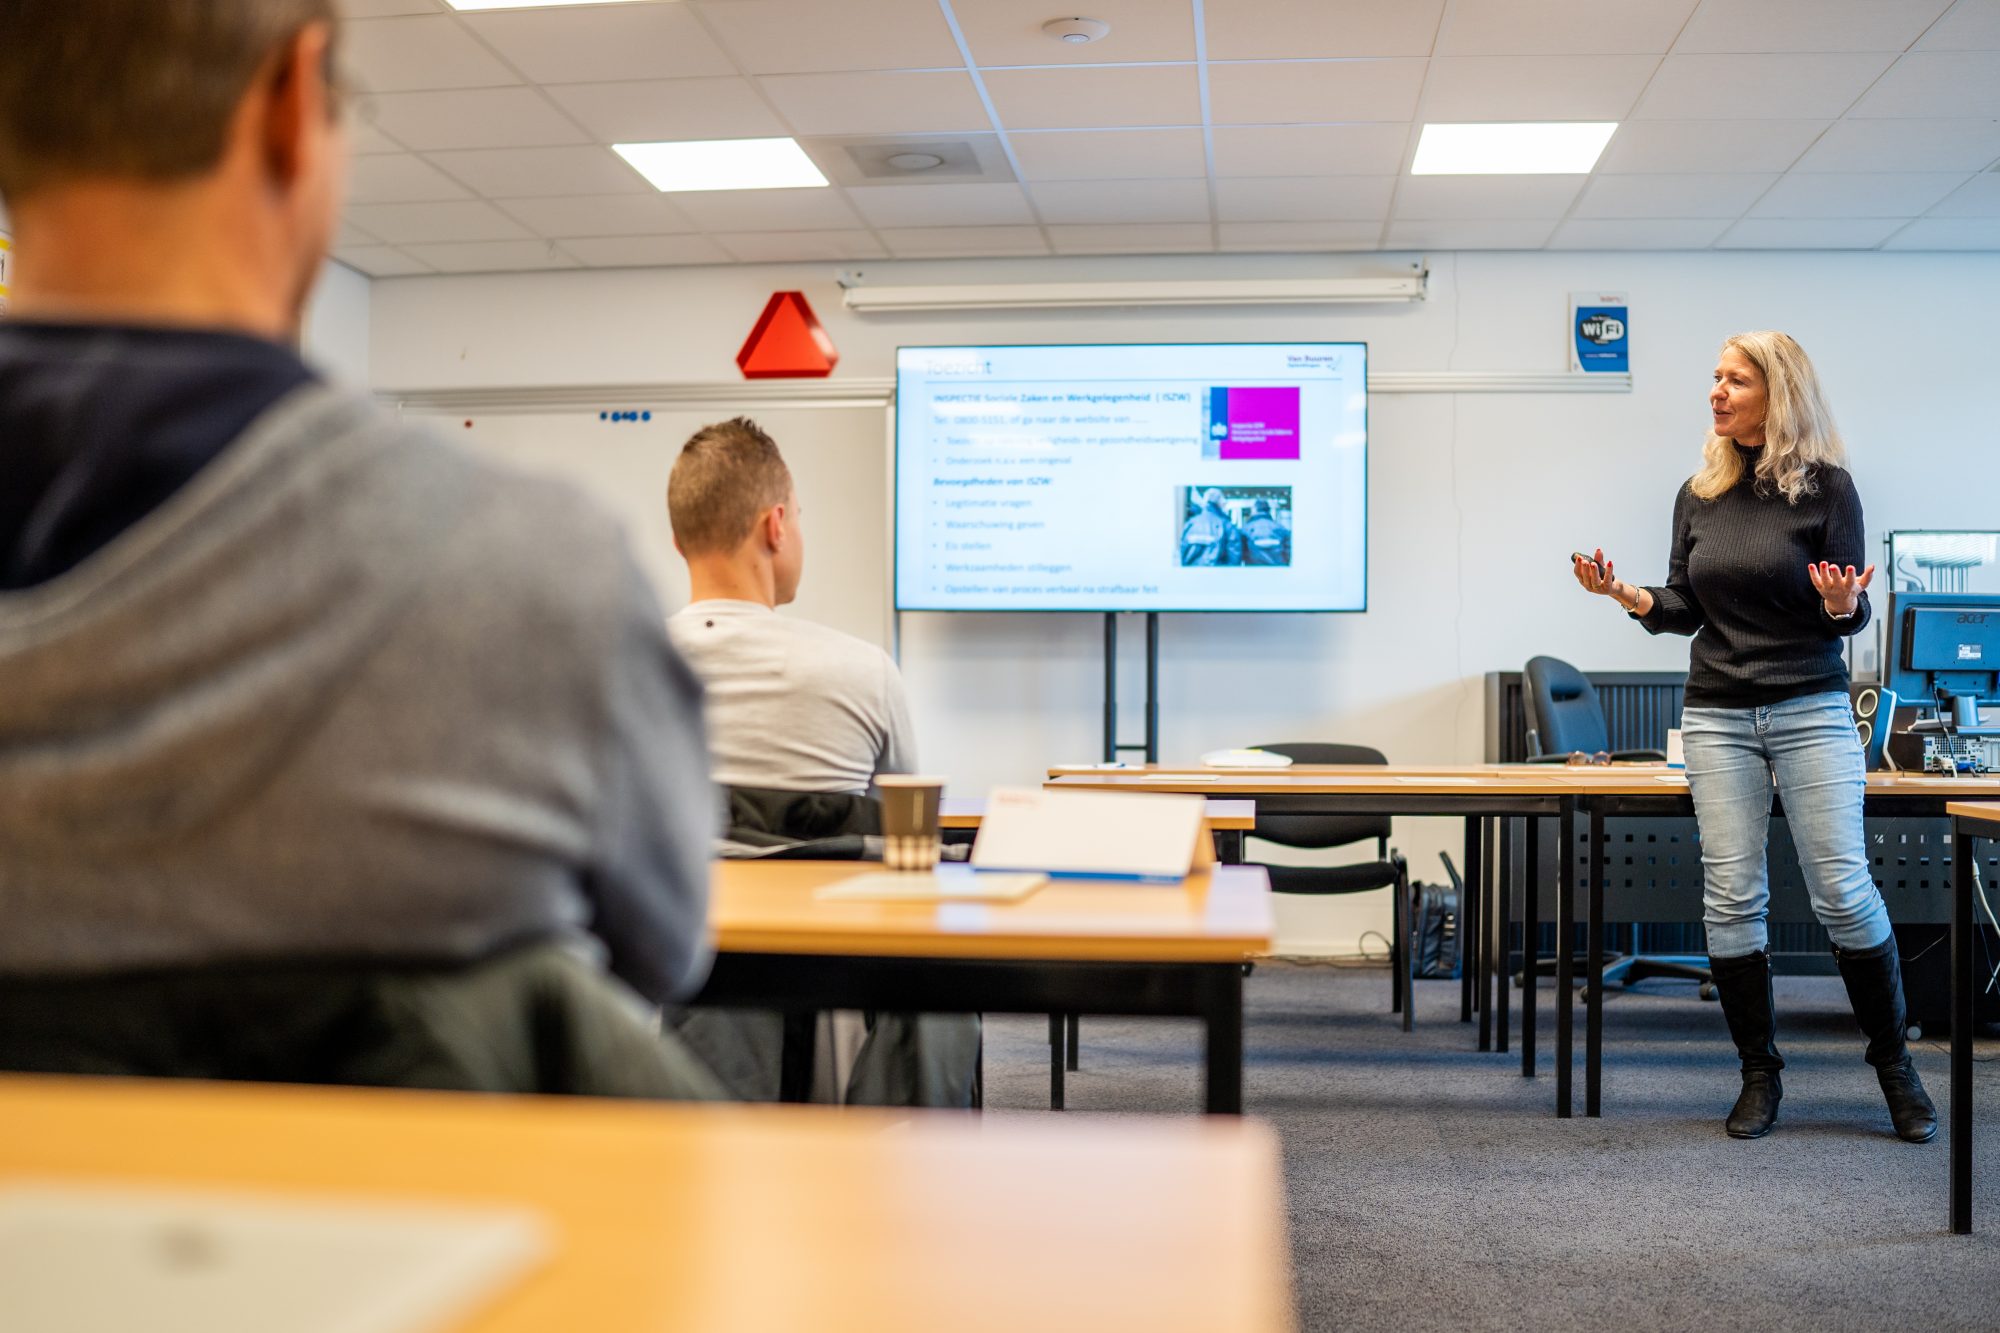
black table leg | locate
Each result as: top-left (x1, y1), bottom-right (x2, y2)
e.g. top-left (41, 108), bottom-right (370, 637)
top-left (1049, 1013), bottom-right (1066, 1111)
top-left (1200, 964), bottom-right (1245, 1115)
top-left (1397, 855), bottom-right (1413, 1032)
top-left (1218, 829), bottom-right (1246, 864)
top-left (1587, 802), bottom-right (1605, 1118)
top-left (1479, 817), bottom-right (1495, 1051)
top-left (1462, 818), bottom-right (1482, 1024)
top-left (1557, 797), bottom-right (1576, 1118)
top-left (1952, 822), bottom-right (1974, 1235)
top-left (1522, 814), bottom-right (1539, 1078)
top-left (779, 1010), bottom-right (816, 1103)
top-left (1066, 1013), bottom-right (1080, 1072)
top-left (1497, 816), bottom-right (1512, 1056)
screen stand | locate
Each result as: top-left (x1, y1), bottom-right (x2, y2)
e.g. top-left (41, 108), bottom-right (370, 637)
top-left (1103, 612), bottom-right (1160, 764)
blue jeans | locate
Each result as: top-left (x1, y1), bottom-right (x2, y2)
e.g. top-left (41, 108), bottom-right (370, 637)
top-left (1681, 690), bottom-right (1892, 960)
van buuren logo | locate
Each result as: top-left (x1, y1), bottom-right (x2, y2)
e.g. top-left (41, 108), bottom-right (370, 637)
top-left (1578, 313), bottom-right (1625, 344)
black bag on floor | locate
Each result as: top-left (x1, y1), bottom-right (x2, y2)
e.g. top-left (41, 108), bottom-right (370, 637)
top-left (1411, 852), bottom-right (1463, 980)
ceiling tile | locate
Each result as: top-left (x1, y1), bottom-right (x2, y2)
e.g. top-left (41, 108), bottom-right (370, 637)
top-left (757, 71), bottom-right (991, 135)
top-left (363, 88), bottom-right (588, 151)
top-left (422, 146), bottom-right (650, 197)
top-left (347, 118), bottom-right (407, 154)
top-left (1549, 218), bottom-right (1731, 248)
top-left (1848, 52), bottom-right (2000, 118)
top-left (1207, 60), bottom-right (1426, 125)
top-left (983, 66), bottom-right (1201, 131)
top-left (336, 220), bottom-right (380, 248)
top-left (1674, 0), bottom-right (1953, 53)
top-left (1633, 54), bottom-right (1896, 119)
top-left (1571, 173), bottom-right (1778, 219)
top-left (545, 78), bottom-right (788, 142)
top-left (1419, 55), bottom-right (1660, 121)
top-left (494, 194), bottom-right (698, 238)
top-left (1382, 219), bottom-right (1559, 248)
top-left (956, 0), bottom-right (1196, 66)
top-left (1009, 129), bottom-right (1209, 180)
top-left (1392, 175), bottom-right (1586, 220)
top-left (1915, 0), bottom-right (2000, 50)
top-left (716, 230), bottom-right (891, 262)
top-left (878, 225), bottom-right (1052, 257)
top-left (333, 244), bottom-right (438, 277)
top-left (1047, 223), bottom-right (1215, 253)
top-left (461, 7), bottom-right (733, 83)
top-left (1213, 176), bottom-right (1395, 221)
top-left (1595, 119), bottom-right (1829, 172)
top-left (1880, 217), bottom-right (2000, 248)
top-left (560, 235), bottom-right (733, 267)
top-left (1792, 119), bottom-right (2000, 171)
top-left (848, 182), bottom-right (1036, 226)
top-left (343, 200), bottom-right (534, 244)
top-left (668, 187), bottom-right (866, 230)
top-left (1204, 0), bottom-right (1447, 59)
top-left (1750, 170), bottom-right (1966, 216)
top-left (1715, 218), bottom-right (1904, 246)
top-left (401, 240), bottom-right (578, 273)
top-left (690, 0), bottom-right (964, 74)
top-left (337, 0), bottom-right (440, 16)
top-left (345, 153), bottom-right (474, 204)
top-left (1027, 178), bottom-right (1215, 223)
top-left (342, 16), bottom-right (519, 93)
top-left (1215, 220), bottom-right (1383, 250)
top-left (1439, 0), bottom-right (1697, 54)
top-left (1928, 173), bottom-right (2000, 216)
top-left (1212, 124), bottom-right (1412, 176)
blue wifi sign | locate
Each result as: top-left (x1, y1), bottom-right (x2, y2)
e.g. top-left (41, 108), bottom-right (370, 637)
top-left (1570, 292), bottom-right (1630, 374)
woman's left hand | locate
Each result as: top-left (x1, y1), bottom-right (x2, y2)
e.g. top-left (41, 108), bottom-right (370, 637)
top-left (1807, 561), bottom-right (1874, 616)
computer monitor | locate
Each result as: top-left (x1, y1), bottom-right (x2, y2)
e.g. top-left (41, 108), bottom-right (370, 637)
top-left (1883, 591), bottom-right (2000, 708)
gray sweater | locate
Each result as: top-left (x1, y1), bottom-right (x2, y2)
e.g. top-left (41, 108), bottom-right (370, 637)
top-left (0, 387), bottom-right (715, 1005)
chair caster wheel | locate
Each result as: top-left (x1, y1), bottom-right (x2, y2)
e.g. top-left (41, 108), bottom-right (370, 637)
top-left (1906, 1023), bottom-right (1923, 1042)
top-left (1699, 982), bottom-right (1718, 1001)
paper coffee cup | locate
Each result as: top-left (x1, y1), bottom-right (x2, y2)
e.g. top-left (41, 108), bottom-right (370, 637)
top-left (877, 775), bottom-right (945, 872)
top-left (1666, 729), bottom-right (1685, 768)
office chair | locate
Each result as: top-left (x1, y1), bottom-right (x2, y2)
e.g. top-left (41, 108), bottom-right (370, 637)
top-left (1521, 656), bottom-right (1712, 1000)
top-left (1245, 742), bottom-right (1415, 1031)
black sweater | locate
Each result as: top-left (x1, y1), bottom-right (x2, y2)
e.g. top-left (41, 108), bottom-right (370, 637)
top-left (1635, 445), bottom-right (1870, 708)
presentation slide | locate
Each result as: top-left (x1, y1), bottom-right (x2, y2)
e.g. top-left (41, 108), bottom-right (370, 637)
top-left (895, 343), bottom-right (1367, 612)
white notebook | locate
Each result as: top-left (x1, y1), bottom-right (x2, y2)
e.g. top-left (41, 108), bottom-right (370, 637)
top-left (0, 1182), bottom-right (546, 1333)
top-left (972, 786), bottom-right (1208, 881)
top-left (816, 868), bottom-right (1048, 902)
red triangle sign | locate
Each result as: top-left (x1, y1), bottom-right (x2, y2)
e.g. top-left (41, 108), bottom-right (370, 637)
top-left (736, 291), bottom-right (839, 379)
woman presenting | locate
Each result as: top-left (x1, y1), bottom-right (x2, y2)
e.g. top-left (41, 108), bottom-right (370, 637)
top-left (1573, 331), bottom-right (1934, 1144)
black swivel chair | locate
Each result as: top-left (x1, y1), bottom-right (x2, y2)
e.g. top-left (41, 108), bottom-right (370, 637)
top-left (1521, 656), bottom-right (1713, 999)
top-left (1244, 742), bottom-right (1415, 1031)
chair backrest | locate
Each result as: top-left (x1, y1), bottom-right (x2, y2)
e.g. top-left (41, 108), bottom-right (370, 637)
top-left (1248, 742), bottom-right (1391, 851)
top-left (1523, 655), bottom-right (1610, 756)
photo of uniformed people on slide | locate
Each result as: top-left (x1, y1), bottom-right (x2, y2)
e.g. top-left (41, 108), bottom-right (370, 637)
top-left (1177, 485), bottom-right (1293, 567)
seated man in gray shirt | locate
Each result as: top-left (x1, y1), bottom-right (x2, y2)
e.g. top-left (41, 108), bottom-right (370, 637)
top-left (664, 418), bottom-right (977, 1107)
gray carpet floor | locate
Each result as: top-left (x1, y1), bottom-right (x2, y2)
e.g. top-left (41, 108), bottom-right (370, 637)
top-left (980, 962), bottom-right (2000, 1332)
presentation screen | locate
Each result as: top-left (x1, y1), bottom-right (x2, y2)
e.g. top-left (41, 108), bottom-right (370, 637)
top-left (894, 342), bottom-right (1367, 612)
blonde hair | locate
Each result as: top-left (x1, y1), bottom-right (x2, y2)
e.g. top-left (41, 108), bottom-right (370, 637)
top-left (1689, 330), bottom-right (1845, 505)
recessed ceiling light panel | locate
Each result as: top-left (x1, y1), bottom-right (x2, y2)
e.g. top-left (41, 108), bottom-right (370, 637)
top-left (1411, 122), bottom-right (1617, 175)
top-left (614, 138), bottom-right (830, 193)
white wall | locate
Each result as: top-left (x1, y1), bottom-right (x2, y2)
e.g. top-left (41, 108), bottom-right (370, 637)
top-left (302, 260), bottom-right (371, 388)
top-left (369, 249), bottom-right (2000, 952)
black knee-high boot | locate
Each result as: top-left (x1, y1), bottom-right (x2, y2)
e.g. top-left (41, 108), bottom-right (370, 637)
top-left (1709, 950), bottom-right (1783, 1138)
top-left (1833, 935), bottom-right (1937, 1144)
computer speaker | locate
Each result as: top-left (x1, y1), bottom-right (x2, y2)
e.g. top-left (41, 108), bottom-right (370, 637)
top-left (1849, 682), bottom-right (1896, 770)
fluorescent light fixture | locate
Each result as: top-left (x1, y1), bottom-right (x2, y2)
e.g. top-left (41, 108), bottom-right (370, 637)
top-left (1411, 122), bottom-right (1617, 175)
top-left (839, 274), bottom-right (1427, 313)
top-left (445, 1), bottom-right (655, 10)
top-left (613, 138), bottom-right (829, 193)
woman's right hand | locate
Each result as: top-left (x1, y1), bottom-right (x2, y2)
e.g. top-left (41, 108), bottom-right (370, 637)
top-left (1572, 548), bottom-right (1648, 613)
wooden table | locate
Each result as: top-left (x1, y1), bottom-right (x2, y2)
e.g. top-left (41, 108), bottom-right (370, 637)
top-left (1947, 800), bottom-right (2000, 1234)
top-left (692, 861), bottom-right (1274, 1113)
top-left (0, 1075), bottom-right (1295, 1332)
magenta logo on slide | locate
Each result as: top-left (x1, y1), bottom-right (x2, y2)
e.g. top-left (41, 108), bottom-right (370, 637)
top-left (1207, 386), bottom-right (1301, 460)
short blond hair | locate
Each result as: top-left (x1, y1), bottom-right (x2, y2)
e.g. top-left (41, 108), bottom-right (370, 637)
top-left (0, 0), bottom-right (337, 200)
top-left (1690, 330), bottom-right (1845, 506)
top-left (668, 418), bottom-right (794, 557)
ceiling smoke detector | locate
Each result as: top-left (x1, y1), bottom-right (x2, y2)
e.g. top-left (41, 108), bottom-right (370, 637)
top-left (886, 152), bottom-right (947, 172)
top-left (1041, 17), bottom-right (1109, 44)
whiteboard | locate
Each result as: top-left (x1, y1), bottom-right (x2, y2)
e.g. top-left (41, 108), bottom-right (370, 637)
top-left (426, 407), bottom-right (893, 650)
